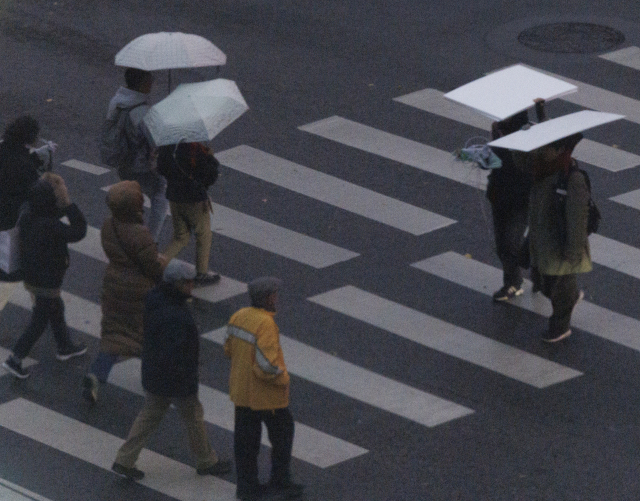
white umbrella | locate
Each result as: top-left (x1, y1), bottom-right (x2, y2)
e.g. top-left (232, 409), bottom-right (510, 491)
top-left (143, 79), bottom-right (248, 147)
top-left (115, 32), bottom-right (226, 70)
top-left (115, 32), bottom-right (226, 91)
top-left (487, 110), bottom-right (624, 152)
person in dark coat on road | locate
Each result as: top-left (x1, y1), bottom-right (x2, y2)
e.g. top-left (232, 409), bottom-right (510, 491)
top-left (0, 116), bottom-right (45, 231)
top-left (2, 173), bottom-right (88, 379)
top-left (112, 260), bottom-right (231, 481)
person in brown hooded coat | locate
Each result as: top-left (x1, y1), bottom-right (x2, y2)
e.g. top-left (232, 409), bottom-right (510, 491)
top-left (83, 180), bottom-right (166, 403)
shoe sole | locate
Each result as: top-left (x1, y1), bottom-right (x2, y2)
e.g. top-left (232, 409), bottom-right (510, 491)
top-left (542, 329), bottom-right (572, 343)
top-left (2, 362), bottom-right (29, 379)
top-left (82, 376), bottom-right (98, 404)
top-left (56, 347), bottom-right (87, 361)
top-left (493, 289), bottom-right (524, 302)
top-left (112, 464), bottom-right (144, 480)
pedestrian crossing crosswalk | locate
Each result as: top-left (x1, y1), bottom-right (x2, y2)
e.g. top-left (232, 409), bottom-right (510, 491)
top-left (0, 478), bottom-right (54, 501)
top-left (5, 60), bottom-right (640, 500)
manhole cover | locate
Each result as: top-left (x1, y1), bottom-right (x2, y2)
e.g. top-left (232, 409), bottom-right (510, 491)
top-left (518, 22), bottom-right (625, 53)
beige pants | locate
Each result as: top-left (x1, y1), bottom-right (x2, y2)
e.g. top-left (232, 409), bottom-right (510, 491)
top-left (115, 392), bottom-right (218, 470)
top-left (163, 201), bottom-right (212, 275)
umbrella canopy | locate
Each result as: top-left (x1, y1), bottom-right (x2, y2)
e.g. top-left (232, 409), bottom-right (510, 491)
top-left (487, 110), bottom-right (624, 152)
top-left (444, 64), bottom-right (577, 121)
top-left (115, 32), bottom-right (226, 71)
top-left (143, 79), bottom-right (248, 146)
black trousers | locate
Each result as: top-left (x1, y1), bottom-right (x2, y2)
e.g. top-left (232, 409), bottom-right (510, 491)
top-left (234, 406), bottom-right (294, 495)
top-left (541, 274), bottom-right (580, 336)
top-left (13, 295), bottom-right (71, 359)
top-left (491, 203), bottom-right (528, 289)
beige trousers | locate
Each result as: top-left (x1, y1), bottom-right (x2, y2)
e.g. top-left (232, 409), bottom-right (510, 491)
top-left (163, 201), bottom-right (212, 275)
top-left (115, 392), bottom-right (218, 470)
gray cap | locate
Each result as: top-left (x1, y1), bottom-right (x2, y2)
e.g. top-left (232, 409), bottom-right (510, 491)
top-left (248, 276), bottom-right (282, 297)
top-left (163, 260), bottom-right (196, 283)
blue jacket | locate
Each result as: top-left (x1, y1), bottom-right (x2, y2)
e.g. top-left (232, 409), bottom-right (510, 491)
top-left (141, 283), bottom-right (200, 397)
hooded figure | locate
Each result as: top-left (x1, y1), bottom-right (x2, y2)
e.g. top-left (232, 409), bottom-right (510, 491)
top-left (83, 181), bottom-right (166, 403)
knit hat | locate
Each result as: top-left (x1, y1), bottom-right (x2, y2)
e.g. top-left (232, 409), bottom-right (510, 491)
top-left (163, 260), bottom-right (196, 283)
top-left (248, 276), bottom-right (282, 298)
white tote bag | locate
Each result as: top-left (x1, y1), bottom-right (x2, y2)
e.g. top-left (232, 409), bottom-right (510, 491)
top-left (0, 226), bottom-right (20, 274)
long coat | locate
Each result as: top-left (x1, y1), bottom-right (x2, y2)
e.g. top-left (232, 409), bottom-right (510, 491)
top-left (529, 168), bottom-right (592, 276)
top-left (100, 181), bottom-right (163, 356)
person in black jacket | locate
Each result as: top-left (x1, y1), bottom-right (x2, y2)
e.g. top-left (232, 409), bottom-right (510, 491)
top-left (0, 116), bottom-right (44, 231)
top-left (2, 173), bottom-right (88, 379)
top-left (488, 99), bottom-right (546, 302)
top-left (157, 142), bottom-right (220, 286)
top-left (112, 259), bottom-right (231, 481)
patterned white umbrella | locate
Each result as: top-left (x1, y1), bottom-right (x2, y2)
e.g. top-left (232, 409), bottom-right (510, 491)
top-left (143, 79), bottom-right (248, 147)
top-left (115, 32), bottom-right (226, 70)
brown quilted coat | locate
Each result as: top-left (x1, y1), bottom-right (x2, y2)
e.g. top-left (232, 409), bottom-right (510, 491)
top-left (99, 181), bottom-right (164, 356)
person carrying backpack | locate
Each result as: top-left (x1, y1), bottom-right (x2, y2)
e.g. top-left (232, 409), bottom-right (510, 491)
top-left (528, 133), bottom-right (592, 343)
top-left (102, 68), bottom-right (168, 242)
top-left (157, 142), bottom-right (221, 285)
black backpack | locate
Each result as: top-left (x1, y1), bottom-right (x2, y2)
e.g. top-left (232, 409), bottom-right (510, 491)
top-left (555, 163), bottom-right (601, 245)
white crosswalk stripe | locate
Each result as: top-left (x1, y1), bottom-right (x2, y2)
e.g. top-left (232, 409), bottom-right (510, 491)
top-left (203, 328), bottom-right (472, 428)
top-left (299, 115), bottom-right (489, 189)
top-left (216, 145), bottom-right (456, 235)
top-left (0, 478), bottom-right (54, 501)
top-left (411, 252), bottom-right (640, 353)
top-left (393, 88), bottom-right (640, 172)
top-left (599, 46), bottom-right (640, 70)
top-left (0, 398), bottom-right (237, 501)
top-left (60, 159), bottom-right (111, 175)
top-left (308, 286), bottom-right (582, 388)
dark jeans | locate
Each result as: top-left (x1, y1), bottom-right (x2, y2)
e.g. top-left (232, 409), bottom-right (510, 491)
top-left (492, 203), bottom-right (528, 289)
top-left (13, 295), bottom-right (71, 359)
top-left (541, 274), bottom-right (580, 336)
top-left (234, 406), bottom-right (294, 495)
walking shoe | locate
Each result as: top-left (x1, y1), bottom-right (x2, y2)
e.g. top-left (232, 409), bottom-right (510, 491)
top-left (2, 356), bottom-right (29, 379)
top-left (56, 343), bottom-right (87, 361)
top-left (492, 285), bottom-right (524, 302)
top-left (266, 480), bottom-right (304, 499)
top-left (82, 373), bottom-right (99, 404)
top-left (542, 329), bottom-right (572, 343)
top-left (194, 272), bottom-right (221, 286)
top-left (196, 459), bottom-right (232, 476)
top-left (112, 462), bottom-right (144, 480)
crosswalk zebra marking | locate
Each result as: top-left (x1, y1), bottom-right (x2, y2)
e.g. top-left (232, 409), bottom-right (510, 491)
top-left (411, 251), bottom-right (640, 353)
top-left (109, 358), bottom-right (368, 468)
top-left (308, 286), bottom-right (582, 388)
top-left (216, 145), bottom-right (456, 235)
top-left (0, 478), bottom-right (53, 501)
top-left (7, 286), bottom-right (370, 467)
top-left (393, 88), bottom-right (640, 172)
top-left (60, 159), bottom-right (111, 176)
top-left (0, 398), bottom-right (237, 501)
top-left (609, 188), bottom-right (640, 210)
top-left (298, 116), bottom-right (489, 190)
top-left (203, 328), bottom-right (473, 428)
top-left (100, 185), bottom-right (360, 269)
top-left (212, 205), bottom-right (360, 268)
top-left (599, 46), bottom-right (640, 71)
top-left (589, 233), bottom-right (640, 281)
